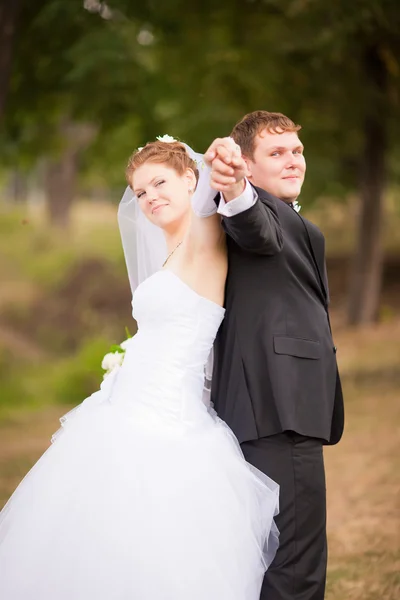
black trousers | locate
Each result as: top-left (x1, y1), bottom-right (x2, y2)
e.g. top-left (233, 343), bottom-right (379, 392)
top-left (241, 432), bottom-right (327, 600)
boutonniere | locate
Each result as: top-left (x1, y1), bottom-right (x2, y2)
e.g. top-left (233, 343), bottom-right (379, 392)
top-left (292, 200), bottom-right (301, 213)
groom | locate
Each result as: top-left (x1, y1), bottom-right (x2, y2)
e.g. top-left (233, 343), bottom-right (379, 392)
top-left (205, 111), bottom-right (344, 600)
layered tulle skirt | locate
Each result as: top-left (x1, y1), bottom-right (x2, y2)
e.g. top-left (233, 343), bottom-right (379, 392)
top-left (0, 371), bottom-right (279, 600)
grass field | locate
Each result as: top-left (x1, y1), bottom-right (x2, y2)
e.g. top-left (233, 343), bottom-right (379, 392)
top-left (0, 200), bottom-right (399, 597)
top-left (0, 318), bottom-right (399, 599)
top-left (324, 321), bottom-right (400, 599)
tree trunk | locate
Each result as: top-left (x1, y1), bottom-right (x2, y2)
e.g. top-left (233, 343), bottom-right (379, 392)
top-left (44, 152), bottom-right (77, 229)
top-left (347, 45), bottom-right (388, 326)
top-left (9, 170), bottom-right (28, 204)
top-left (0, 1), bottom-right (20, 120)
top-left (43, 120), bottom-right (96, 228)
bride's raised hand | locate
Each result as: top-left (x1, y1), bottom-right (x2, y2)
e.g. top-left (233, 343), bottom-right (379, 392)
top-left (204, 137), bottom-right (242, 167)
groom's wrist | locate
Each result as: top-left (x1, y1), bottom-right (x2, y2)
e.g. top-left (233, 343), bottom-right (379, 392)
top-left (222, 179), bottom-right (247, 203)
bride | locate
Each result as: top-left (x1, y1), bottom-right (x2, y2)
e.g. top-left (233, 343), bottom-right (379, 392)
top-left (0, 138), bottom-right (279, 600)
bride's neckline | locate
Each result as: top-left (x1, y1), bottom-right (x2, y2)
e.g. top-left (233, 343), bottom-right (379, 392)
top-left (159, 269), bottom-right (225, 313)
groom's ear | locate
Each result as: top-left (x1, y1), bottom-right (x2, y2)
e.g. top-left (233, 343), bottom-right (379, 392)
top-left (242, 156), bottom-right (253, 179)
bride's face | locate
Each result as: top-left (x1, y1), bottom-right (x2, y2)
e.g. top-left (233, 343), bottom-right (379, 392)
top-left (132, 162), bottom-right (196, 229)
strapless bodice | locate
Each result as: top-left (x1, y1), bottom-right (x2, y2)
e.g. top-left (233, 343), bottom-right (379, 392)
top-left (110, 270), bottom-right (225, 423)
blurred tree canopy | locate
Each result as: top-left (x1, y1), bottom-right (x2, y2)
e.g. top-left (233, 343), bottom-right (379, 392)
top-left (0, 0), bottom-right (399, 323)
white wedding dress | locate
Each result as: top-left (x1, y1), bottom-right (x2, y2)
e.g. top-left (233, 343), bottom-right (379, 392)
top-left (0, 269), bottom-right (279, 600)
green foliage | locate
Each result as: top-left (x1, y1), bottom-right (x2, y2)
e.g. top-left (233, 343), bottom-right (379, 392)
top-left (0, 337), bottom-right (108, 416)
top-left (0, 204), bottom-right (125, 289)
top-left (109, 344), bottom-right (124, 353)
top-left (0, 347), bottom-right (32, 411)
top-left (0, 0), bottom-right (399, 326)
top-left (51, 337), bottom-right (108, 405)
top-left (0, 205), bottom-right (132, 416)
top-left (2, 0), bottom-right (399, 200)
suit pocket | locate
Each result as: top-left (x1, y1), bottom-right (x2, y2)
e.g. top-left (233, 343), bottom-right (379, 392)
top-left (273, 336), bottom-right (321, 359)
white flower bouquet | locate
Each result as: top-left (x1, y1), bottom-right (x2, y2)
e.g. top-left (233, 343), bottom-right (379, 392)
top-left (101, 329), bottom-right (133, 378)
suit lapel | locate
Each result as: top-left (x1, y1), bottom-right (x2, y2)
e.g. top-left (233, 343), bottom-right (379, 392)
top-left (297, 213), bottom-right (329, 307)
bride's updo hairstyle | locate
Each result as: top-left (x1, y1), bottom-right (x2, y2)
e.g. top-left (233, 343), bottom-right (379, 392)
top-left (126, 141), bottom-right (199, 189)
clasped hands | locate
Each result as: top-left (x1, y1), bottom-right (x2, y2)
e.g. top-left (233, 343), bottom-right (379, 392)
top-left (204, 138), bottom-right (248, 200)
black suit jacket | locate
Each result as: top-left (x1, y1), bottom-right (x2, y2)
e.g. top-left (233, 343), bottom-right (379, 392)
top-left (211, 186), bottom-right (344, 445)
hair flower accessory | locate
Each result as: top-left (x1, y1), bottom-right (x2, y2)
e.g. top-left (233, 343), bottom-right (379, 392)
top-left (136, 134), bottom-right (178, 154)
top-left (156, 134), bottom-right (177, 143)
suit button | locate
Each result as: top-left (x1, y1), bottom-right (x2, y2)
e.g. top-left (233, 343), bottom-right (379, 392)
top-left (333, 346), bottom-right (337, 353)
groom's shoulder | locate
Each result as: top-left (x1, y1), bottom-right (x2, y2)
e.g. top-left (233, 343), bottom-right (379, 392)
top-left (251, 184), bottom-right (291, 216)
top-left (251, 184), bottom-right (279, 204)
top-left (252, 184), bottom-right (325, 237)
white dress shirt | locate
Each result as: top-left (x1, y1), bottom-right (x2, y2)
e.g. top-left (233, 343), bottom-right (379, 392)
top-left (217, 179), bottom-right (257, 217)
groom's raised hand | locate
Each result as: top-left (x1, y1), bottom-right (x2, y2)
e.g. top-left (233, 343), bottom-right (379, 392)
top-left (204, 137), bottom-right (242, 166)
top-left (204, 137), bottom-right (248, 199)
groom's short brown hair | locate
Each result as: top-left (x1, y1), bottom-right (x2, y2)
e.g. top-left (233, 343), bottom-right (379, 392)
top-left (231, 111), bottom-right (301, 160)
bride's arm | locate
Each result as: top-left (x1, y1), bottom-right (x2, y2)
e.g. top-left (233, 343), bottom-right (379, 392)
top-left (187, 167), bottom-right (225, 255)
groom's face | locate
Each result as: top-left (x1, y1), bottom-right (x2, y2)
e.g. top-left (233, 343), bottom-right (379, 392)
top-left (244, 129), bottom-right (306, 202)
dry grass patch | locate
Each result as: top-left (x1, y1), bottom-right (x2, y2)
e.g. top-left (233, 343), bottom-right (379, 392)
top-left (324, 320), bottom-right (400, 600)
top-left (0, 319), bottom-right (399, 599)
